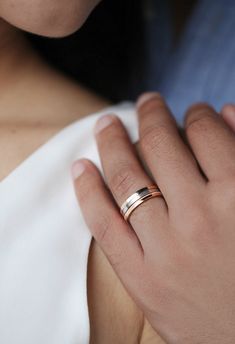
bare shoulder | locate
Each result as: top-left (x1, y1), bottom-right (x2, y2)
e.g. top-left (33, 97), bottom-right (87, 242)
top-left (42, 65), bottom-right (110, 123)
top-left (88, 240), bottom-right (164, 344)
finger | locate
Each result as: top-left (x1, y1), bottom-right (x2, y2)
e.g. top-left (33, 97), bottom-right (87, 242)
top-left (221, 104), bottom-right (235, 132)
top-left (137, 93), bottom-right (204, 208)
top-left (185, 103), bottom-right (235, 181)
top-left (72, 159), bottom-right (144, 289)
top-left (94, 114), bottom-right (168, 244)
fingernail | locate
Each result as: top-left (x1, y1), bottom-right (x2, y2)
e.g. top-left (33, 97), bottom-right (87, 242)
top-left (71, 160), bottom-right (86, 180)
top-left (94, 114), bottom-right (116, 135)
top-left (136, 92), bottom-right (162, 110)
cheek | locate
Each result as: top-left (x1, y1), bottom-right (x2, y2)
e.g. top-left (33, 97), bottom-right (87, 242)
top-left (0, 0), bottom-right (100, 37)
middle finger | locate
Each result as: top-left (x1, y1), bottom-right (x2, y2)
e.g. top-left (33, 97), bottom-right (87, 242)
top-left (137, 93), bottom-right (205, 207)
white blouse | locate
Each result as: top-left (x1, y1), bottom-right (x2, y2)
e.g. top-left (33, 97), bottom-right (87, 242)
top-left (0, 104), bottom-right (138, 344)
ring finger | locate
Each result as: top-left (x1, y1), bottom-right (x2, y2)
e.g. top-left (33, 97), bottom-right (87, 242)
top-left (94, 114), bottom-right (168, 244)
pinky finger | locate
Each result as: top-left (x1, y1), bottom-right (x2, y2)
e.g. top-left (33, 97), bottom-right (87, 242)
top-left (221, 104), bottom-right (235, 132)
top-left (72, 159), bottom-right (144, 285)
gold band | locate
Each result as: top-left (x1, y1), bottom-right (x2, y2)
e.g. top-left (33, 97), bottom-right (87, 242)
top-left (120, 185), bottom-right (162, 222)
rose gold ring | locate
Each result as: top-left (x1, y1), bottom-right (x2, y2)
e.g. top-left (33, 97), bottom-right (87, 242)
top-left (120, 185), bottom-right (162, 222)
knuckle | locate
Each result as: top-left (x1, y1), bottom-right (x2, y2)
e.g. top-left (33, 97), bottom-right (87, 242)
top-left (141, 125), bottom-right (171, 155)
top-left (109, 164), bottom-right (137, 199)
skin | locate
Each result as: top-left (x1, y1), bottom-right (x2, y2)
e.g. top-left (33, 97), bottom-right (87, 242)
top-left (73, 93), bottom-right (235, 343)
top-left (0, 0), bottom-right (101, 37)
top-left (0, 2), bottom-right (164, 342)
top-left (221, 104), bottom-right (235, 132)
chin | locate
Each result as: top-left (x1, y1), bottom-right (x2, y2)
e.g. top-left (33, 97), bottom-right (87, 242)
top-left (28, 10), bottom-right (92, 38)
top-left (0, 0), bottom-right (100, 38)
top-left (23, 18), bottom-right (86, 38)
top-left (4, 14), bottom-right (88, 38)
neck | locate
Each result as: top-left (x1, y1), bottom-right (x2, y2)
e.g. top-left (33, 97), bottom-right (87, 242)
top-left (0, 20), bottom-right (49, 123)
top-left (0, 20), bottom-right (108, 126)
top-left (0, 20), bottom-right (34, 85)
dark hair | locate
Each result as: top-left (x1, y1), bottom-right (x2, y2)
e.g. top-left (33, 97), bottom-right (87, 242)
top-left (27, 0), bottom-right (145, 102)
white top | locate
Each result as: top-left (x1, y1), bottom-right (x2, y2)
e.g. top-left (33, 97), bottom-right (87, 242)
top-left (0, 104), bottom-right (138, 344)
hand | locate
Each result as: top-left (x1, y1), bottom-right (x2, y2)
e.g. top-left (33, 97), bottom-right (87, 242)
top-left (72, 93), bottom-right (235, 344)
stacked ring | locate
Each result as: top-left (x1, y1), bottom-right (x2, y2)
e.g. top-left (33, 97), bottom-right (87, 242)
top-left (120, 185), bottom-right (162, 222)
